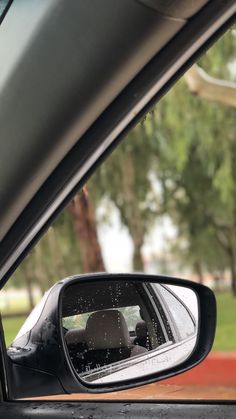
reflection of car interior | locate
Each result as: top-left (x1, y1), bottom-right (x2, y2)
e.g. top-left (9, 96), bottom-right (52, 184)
top-left (65, 327), bottom-right (87, 362)
top-left (65, 310), bottom-right (147, 373)
top-left (133, 321), bottom-right (150, 349)
top-left (62, 280), bottom-right (171, 374)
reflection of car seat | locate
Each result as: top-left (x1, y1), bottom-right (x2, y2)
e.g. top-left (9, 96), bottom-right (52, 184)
top-left (133, 321), bottom-right (149, 349)
top-left (82, 310), bottom-right (146, 373)
top-left (65, 328), bottom-right (86, 346)
top-left (65, 328), bottom-right (87, 364)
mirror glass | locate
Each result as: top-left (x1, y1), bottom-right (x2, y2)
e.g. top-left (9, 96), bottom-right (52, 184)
top-left (61, 280), bottom-right (198, 385)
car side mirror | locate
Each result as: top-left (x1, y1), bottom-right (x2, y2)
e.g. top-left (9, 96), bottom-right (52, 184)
top-left (6, 273), bottom-right (216, 399)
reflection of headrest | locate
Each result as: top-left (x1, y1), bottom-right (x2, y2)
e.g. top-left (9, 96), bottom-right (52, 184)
top-left (65, 328), bottom-right (85, 345)
top-left (85, 310), bottom-right (130, 350)
top-left (135, 321), bottom-right (147, 339)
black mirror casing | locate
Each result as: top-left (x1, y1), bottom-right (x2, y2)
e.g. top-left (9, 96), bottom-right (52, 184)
top-left (6, 273), bottom-right (216, 399)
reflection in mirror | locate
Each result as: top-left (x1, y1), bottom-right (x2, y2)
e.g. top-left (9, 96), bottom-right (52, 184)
top-left (61, 280), bottom-right (198, 385)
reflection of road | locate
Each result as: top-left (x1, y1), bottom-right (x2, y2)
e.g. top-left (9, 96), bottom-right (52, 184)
top-left (29, 353), bottom-right (236, 401)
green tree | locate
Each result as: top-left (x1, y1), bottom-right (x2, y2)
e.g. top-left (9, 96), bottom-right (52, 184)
top-left (89, 124), bottom-right (159, 271)
top-left (150, 28), bottom-right (236, 293)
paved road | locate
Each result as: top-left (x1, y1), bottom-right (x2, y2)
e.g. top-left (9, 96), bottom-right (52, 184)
top-left (32, 384), bottom-right (236, 401)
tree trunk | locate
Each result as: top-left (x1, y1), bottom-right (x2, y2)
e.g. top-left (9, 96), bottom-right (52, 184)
top-left (23, 260), bottom-right (35, 310)
top-left (229, 255), bottom-right (236, 297)
top-left (133, 243), bottom-right (144, 271)
top-left (120, 153), bottom-right (145, 271)
top-left (193, 261), bottom-right (204, 284)
top-left (34, 242), bottom-right (49, 296)
top-left (213, 272), bottom-right (220, 292)
top-left (47, 226), bottom-right (66, 279)
top-left (69, 187), bottom-right (105, 273)
top-left (25, 277), bottom-right (34, 310)
top-left (185, 64), bottom-right (236, 107)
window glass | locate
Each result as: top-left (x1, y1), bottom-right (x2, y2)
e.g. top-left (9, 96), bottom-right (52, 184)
top-left (0, 0), bottom-right (10, 19)
top-left (1, 26), bottom-right (236, 401)
top-left (156, 285), bottom-right (195, 341)
top-left (14, 288), bottom-right (51, 341)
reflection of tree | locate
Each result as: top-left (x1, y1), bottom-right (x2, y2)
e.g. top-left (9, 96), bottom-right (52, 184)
top-left (119, 306), bottom-right (141, 331)
top-left (63, 313), bottom-right (91, 330)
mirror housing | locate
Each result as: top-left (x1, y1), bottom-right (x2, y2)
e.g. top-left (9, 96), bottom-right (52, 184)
top-left (6, 273), bottom-right (216, 398)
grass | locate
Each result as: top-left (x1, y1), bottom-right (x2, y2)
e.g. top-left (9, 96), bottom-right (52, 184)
top-left (1, 292), bottom-right (236, 351)
top-left (213, 292), bottom-right (236, 351)
top-left (2, 316), bottom-right (28, 347)
top-left (3, 316), bottom-right (25, 346)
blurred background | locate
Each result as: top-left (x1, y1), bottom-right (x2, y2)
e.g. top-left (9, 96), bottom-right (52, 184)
top-left (1, 26), bottom-right (236, 399)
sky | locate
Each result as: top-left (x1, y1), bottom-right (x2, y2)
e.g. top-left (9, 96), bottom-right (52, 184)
top-left (97, 205), bottom-right (177, 273)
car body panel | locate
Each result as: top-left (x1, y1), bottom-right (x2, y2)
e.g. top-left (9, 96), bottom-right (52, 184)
top-left (0, 401), bottom-right (236, 419)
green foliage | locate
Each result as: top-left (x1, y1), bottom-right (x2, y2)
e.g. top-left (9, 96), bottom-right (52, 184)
top-left (3, 316), bottom-right (27, 347)
top-left (147, 28), bottom-right (236, 280)
top-left (198, 26), bottom-right (236, 79)
top-left (8, 209), bottom-right (83, 302)
top-left (89, 123), bottom-right (160, 269)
